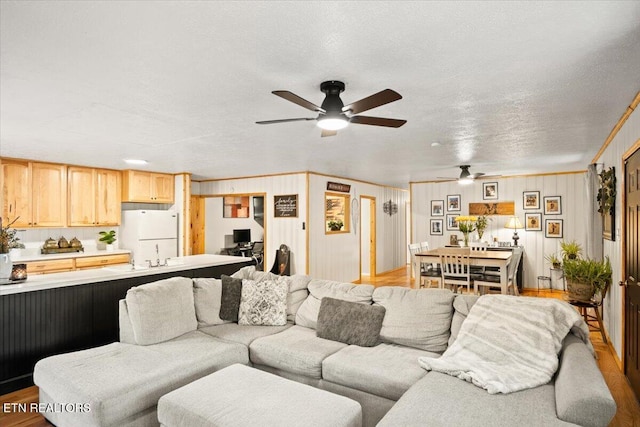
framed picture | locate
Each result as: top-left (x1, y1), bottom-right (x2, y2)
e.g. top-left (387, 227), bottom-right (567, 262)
top-left (446, 214), bottom-right (460, 230)
top-left (223, 196), bottom-right (250, 218)
top-left (544, 196), bottom-right (562, 215)
top-left (430, 219), bottom-right (444, 235)
top-left (525, 213), bottom-right (542, 231)
top-left (274, 194), bottom-right (298, 218)
top-left (523, 191), bottom-right (540, 210)
top-left (325, 192), bottom-right (350, 234)
top-left (431, 200), bottom-right (444, 216)
top-left (545, 219), bottom-right (563, 238)
top-left (482, 182), bottom-right (498, 200)
top-left (447, 195), bottom-right (461, 211)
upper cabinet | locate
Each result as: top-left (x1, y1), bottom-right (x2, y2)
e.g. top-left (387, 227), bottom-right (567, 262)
top-left (1, 160), bottom-right (67, 227)
top-left (122, 170), bottom-right (174, 203)
top-left (68, 167), bottom-right (121, 226)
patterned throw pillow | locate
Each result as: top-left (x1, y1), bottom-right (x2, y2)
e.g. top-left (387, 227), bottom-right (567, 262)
top-left (238, 277), bottom-right (289, 326)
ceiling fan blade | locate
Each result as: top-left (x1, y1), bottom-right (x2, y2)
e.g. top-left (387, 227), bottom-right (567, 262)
top-left (256, 118), bottom-right (316, 125)
top-left (471, 173), bottom-right (485, 179)
top-left (350, 115), bottom-right (407, 128)
top-left (343, 89), bottom-right (402, 114)
top-left (321, 129), bottom-right (338, 138)
top-left (272, 91), bottom-right (325, 113)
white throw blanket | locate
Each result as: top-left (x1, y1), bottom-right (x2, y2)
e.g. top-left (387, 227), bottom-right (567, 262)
top-left (418, 295), bottom-right (593, 394)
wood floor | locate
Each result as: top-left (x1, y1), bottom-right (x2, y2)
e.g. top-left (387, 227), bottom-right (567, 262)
top-left (2, 266), bottom-right (639, 426)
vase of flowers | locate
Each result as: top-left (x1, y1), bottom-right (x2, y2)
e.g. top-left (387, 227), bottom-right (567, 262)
top-left (1, 218), bottom-right (25, 280)
top-left (455, 216), bottom-right (477, 247)
top-left (475, 215), bottom-right (490, 241)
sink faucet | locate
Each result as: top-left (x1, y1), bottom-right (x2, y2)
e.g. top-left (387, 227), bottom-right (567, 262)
top-left (156, 244), bottom-right (161, 267)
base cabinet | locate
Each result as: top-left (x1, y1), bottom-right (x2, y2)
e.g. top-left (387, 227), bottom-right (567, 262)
top-left (0, 261), bottom-right (252, 395)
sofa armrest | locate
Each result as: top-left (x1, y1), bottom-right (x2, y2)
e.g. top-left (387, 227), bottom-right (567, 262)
top-left (555, 334), bottom-right (616, 427)
top-left (119, 299), bottom-right (136, 344)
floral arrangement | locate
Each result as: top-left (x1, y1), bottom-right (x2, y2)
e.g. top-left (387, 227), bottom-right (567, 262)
top-left (475, 215), bottom-right (490, 239)
top-left (455, 216), bottom-right (478, 234)
top-left (0, 217), bottom-right (25, 254)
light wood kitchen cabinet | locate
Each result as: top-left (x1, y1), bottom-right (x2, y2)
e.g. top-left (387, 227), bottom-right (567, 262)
top-left (122, 170), bottom-right (174, 203)
top-left (68, 167), bottom-right (121, 226)
top-left (75, 253), bottom-right (130, 269)
top-left (1, 160), bottom-right (67, 227)
top-left (25, 259), bottom-right (75, 275)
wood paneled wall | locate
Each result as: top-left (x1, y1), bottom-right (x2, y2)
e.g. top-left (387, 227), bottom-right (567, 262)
top-left (411, 172), bottom-right (587, 289)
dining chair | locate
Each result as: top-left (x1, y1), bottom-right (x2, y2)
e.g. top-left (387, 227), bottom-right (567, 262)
top-left (474, 247), bottom-right (522, 296)
top-left (439, 248), bottom-right (473, 294)
top-left (408, 243), bottom-right (440, 288)
top-left (469, 241), bottom-right (488, 277)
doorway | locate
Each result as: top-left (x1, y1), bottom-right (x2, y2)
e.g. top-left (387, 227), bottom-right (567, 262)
top-left (360, 196), bottom-right (376, 280)
top-left (624, 146), bottom-right (640, 400)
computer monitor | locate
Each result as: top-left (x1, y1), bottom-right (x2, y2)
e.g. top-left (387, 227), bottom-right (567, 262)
top-left (233, 229), bottom-right (251, 245)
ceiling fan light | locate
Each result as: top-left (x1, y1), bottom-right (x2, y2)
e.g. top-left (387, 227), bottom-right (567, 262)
top-left (317, 117), bottom-right (348, 131)
top-left (458, 177), bottom-right (474, 185)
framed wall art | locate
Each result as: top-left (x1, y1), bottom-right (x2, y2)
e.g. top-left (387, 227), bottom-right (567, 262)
top-left (431, 200), bottom-right (444, 216)
top-left (223, 196), bottom-right (250, 218)
top-left (523, 191), bottom-right (540, 210)
top-left (482, 182), bottom-right (498, 200)
top-left (325, 192), bottom-right (350, 233)
top-left (544, 196), bottom-right (562, 215)
top-left (446, 214), bottom-right (460, 230)
top-left (545, 219), bottom-right (563, 238)
top-left (525, 213), bottom-right (542, 231)
top-left (274, 194), bottom-right (298, 218)
top-left (447, 195), bottom-right (461, 211)
top-left (430, 219), bottom-right (444, 235)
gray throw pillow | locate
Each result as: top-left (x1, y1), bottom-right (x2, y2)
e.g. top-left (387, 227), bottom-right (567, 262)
top-left (316, 297), bottom-right (386, 347)
top-left (219, 275), bottom-right (243, 322)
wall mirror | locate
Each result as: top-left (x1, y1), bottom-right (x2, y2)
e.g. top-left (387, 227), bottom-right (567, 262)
top-left (325, 192), bottom-right (350, 233)
top-left (223, 196), bottom-right (250, 218)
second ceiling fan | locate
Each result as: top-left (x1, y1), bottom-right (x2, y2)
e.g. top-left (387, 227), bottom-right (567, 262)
top-left (256, 80), bottom-right (407, 137)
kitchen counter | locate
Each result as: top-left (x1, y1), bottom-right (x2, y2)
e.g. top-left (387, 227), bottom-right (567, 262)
top-left (0, 254), bottom-right (249, 295)
top-left (10, 249), bottom-right (132, 262)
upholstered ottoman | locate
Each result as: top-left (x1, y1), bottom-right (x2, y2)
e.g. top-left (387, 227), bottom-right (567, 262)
top-left (157, 364), bottom-right (362, 427)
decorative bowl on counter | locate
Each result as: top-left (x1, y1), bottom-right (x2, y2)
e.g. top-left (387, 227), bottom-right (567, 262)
top-left (41, 237), bottom-right (84, 254)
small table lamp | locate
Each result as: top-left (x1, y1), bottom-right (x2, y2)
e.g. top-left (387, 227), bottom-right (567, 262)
top-left (504, 216), bottom-right (523, 246)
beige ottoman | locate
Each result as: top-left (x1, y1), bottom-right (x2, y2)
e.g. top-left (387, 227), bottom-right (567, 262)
top-left (157, 364), bottom-right (362, 427)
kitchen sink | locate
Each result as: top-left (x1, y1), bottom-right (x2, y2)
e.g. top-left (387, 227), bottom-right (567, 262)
top-left (103, 264), bottom-right (150, 272)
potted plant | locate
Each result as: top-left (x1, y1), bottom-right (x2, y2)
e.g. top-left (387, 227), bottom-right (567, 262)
top-left (455, 215), bottom-right (477, 246)
top-left (560, 240), bottom-right (582, 261)
top-left (544, 253), bottom-right (562, 269)
top-left (475, 215), bottom-right (490, 241)
top-left (0, 217), bottom-right (25, 279)
top-left (327, 220), bottom-right (344, 231)
top-left (99, 230), bottom-right (117, 251)
top-left (563, 257), bottom-right (612, 302)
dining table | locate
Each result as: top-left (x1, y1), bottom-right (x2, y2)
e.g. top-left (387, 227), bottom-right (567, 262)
top-left (416, 248), bottom-right (513, 294)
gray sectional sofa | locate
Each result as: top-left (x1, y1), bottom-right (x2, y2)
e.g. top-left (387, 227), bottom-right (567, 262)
top-left (34, 266), bottom-right (616, 427)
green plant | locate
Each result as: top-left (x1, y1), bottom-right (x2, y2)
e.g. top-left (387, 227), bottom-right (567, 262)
top-left (544, 253), bottom-right (562, 268)
top-left (563, 257), bottom-right (612, 294)
top-left (98, 230), bottom-right (117, 245)
top-left (475, 215), bottom-right (490, 239)
top-left (597, 166), bottom-right (616, 215)
top-left (0, 217), bottom-right (25, 253)
top-left (327, 220), bottom-right (343, 231)
top-left (560, 240), bottom-right (582, 261)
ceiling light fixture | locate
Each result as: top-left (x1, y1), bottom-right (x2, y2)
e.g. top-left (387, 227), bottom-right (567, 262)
top-left (458, 166), bottom-right (473, 185)
top-left (124, 159), bottom-right (148, 165)
top-left (317, 116), bottom-right (348, 131)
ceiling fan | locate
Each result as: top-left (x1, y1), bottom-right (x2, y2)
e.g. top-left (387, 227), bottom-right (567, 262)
top-left (256, 80), bottom-right (407, 137)
top-left (438, 165), bottom-right (500, 185)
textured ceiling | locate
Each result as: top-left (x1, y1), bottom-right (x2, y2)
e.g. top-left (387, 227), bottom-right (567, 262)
top-left (1, 1), bottom-right (639, 188)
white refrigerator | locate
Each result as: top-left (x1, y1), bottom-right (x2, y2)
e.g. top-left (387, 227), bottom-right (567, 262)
top-left (119, 210), bottom-right (178, 265)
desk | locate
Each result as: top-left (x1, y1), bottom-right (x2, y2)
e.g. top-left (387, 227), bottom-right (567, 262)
top-left (417, 249), bottom-right (512, 294)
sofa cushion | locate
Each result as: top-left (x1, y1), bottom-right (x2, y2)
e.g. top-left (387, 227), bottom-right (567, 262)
top-left (449, 294), bottom-right (480, 346)
top-left (250, 325), bottom-right (347, 379)
top-left (322, 343), bottom-right (438, 401)
top-left (316, 297), bottom-right (385, 347)
top-left (125, 276), bottom-right (197, 345)
top-left (296, 280), bottom-right (375, 329)
top-left (372, 287), bottom-right (454, 353)
top-left (193, 278), bottom-right (231, 327)
top-left (287, 274), bottom-right (312, 322)
top-left (220, 275), bottom-right (243, 322)
top-left (377, 372), bottom-right (569, 427)
top-left (33, 331), bottom-right (248, 427)
top-left (238, 278), bottom-right (288, 326)
top-left (199, 323), bottom-right (292, 346)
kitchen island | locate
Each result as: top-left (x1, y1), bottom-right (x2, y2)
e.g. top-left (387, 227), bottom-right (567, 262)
top-left (0, 254), bottom-right (253, 394)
